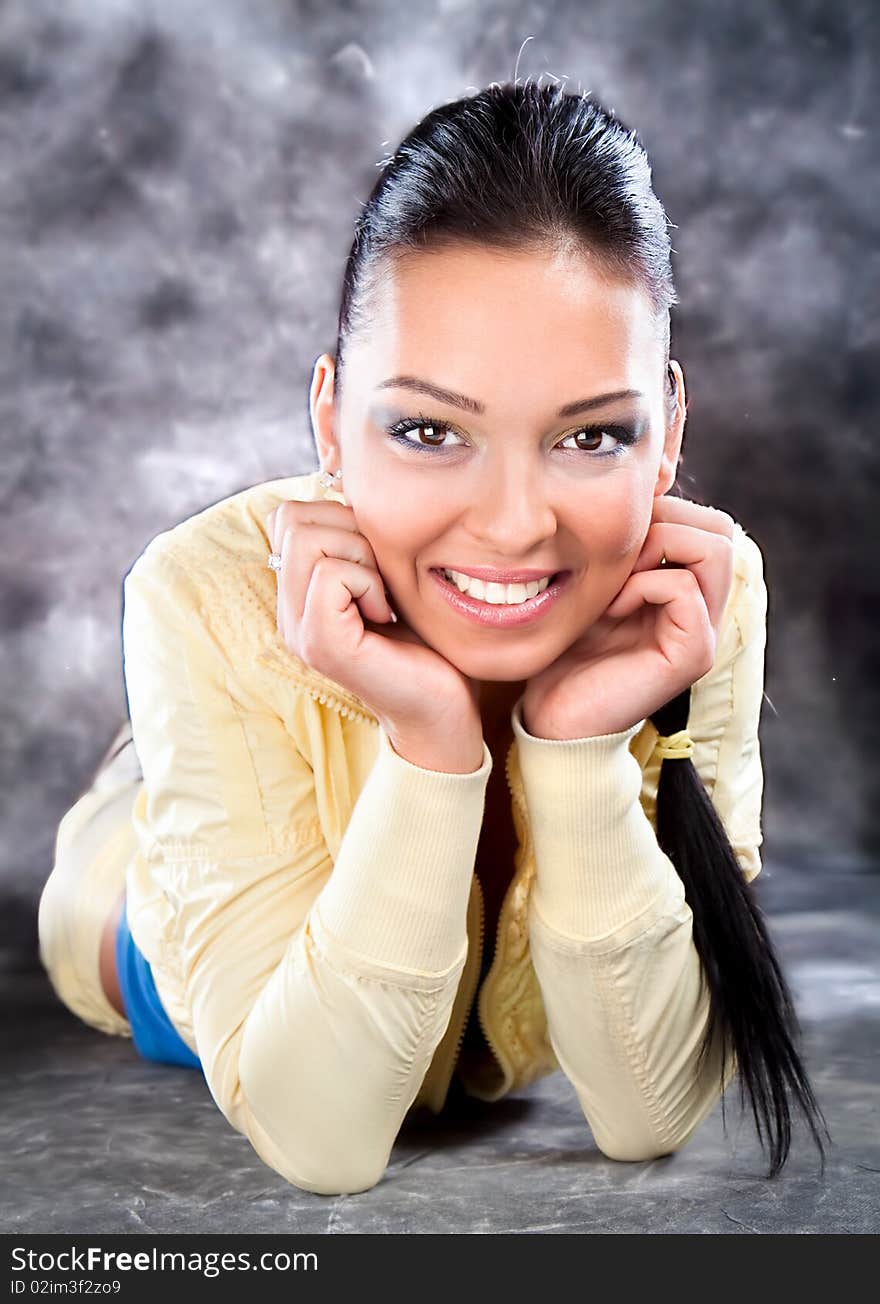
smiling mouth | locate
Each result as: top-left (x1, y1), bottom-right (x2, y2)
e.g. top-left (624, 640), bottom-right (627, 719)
top-left (428, 566), bottom-right (573, 626)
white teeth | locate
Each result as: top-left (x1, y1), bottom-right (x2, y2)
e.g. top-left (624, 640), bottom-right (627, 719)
top-left (441, 568), bottom-right (553, 604)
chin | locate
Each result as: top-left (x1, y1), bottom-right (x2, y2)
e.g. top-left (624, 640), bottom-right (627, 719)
top-left (448, 650), bottom-right (551, 682)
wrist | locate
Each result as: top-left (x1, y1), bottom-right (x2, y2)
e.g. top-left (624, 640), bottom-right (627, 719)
top-left (512, 699), bottom-right (671, 940)
top-left (516, 694), bottom-right (645, 749)
top-left (523, 704), bottom-right (641, 742)
top-left (382, 724), bottom-right (486, 774)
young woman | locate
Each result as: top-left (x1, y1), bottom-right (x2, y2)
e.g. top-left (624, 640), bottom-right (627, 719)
top-left (38, 79), bottom-right (831, 1196)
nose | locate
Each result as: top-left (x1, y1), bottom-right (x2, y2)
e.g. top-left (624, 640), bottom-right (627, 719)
top-left (462, 457), bottom-right (559, 560)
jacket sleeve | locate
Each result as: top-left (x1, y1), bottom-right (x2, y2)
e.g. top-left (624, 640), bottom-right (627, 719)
top-left (511, 527), bottom-right (768, 1161)
top-left (122, 541), bottom-right (492, 1195)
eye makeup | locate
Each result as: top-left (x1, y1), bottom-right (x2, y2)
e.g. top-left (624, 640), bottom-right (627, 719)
top-left (381, 410), bottom-right (643, 460)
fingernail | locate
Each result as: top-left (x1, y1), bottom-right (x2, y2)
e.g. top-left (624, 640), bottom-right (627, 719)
top-left (389, 610), bottom-right (398, 623)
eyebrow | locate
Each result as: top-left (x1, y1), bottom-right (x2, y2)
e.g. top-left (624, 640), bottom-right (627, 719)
top-left (374, 375), bottom-right (645, 418)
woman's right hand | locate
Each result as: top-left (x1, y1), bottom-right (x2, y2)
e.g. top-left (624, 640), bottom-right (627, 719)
top-left (266, 498), bottom-right (484, 766)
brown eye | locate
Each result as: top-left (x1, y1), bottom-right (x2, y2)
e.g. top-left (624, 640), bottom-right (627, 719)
top-left (571, 429), bottom-right (605, 451)
top-left (386, 415), bottom-right (466, 453)
top-left (557, 424), bottom-right (637, 458)
top-left (419, 424), bottom-right (449, 446)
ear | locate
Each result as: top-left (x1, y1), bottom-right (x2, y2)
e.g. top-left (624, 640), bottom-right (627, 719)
top-left (309, 352), bottom-right (340, 469)
top-left (654, 359), bottom-right (686, 497)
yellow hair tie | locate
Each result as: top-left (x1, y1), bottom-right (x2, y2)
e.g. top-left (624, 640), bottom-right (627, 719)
top-left (655, 728), bottom-right (694, 761)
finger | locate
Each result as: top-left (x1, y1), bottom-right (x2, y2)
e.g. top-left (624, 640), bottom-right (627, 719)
top-left (651, 495), bottom-right (736, 539)
top-left (267, 501), bottom-right (374, 643)
top-left (267, 502), bottom-right (399, 649)
top-left (265, 498), bottom-right (362, 553)
top-left (629, 521), bottom-right (733, 635)
top-left (298, 556), bottom-right (397, 664)
top-left (606, 565), bottom-right (708, 632)
top-left (278, 523), bottom-right (381, 626)
top-left (605, 569), bottom-right (716, 675)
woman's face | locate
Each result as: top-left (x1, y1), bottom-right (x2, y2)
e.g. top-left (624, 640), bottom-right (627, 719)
top-left (310, 243), bottom-right (684, 694)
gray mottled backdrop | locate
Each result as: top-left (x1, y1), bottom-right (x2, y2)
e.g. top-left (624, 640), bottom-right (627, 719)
top-left (3, 0), bottom-right (878, 964)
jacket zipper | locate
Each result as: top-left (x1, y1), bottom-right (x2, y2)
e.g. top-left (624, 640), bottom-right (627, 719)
top-left (474, 737), bottom-right (525, 1070)
top-left (430, 734), bottom-right (523, 1100)
top-left (438, 873), bottom-right (485, 1099)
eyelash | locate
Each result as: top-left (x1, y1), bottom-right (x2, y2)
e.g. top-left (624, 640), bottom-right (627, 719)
top-left (385, 412), bottom-right (639, 459)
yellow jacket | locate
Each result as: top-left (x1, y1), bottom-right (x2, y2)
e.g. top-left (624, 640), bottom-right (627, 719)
top-left (120, 468), bottom-right (766, 1195)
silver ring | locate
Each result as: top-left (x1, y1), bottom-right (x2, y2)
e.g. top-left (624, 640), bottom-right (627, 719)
top-left (267, 552), bottom-right (282, 572)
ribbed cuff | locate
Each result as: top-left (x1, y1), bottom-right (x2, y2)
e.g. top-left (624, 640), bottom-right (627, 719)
top-left (511, 695), bottom-right (677, 942)
top-left (315, 723), bottom-right (493, 976)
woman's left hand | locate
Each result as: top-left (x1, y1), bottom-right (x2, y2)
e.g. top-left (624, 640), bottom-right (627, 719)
top-left (521, 496), bottom-right (737, 739)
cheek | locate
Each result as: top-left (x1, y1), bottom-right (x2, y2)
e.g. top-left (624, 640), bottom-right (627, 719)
top-left (349, 494), bottom-right (435, 576)
top-left (575, 493), bottom-right (650, 564)
top-left (615, 503), bottom-right (652, 559)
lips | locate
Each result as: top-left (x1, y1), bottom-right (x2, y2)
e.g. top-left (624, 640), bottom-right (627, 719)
top-left (429, 566), bottom-right (573, 628)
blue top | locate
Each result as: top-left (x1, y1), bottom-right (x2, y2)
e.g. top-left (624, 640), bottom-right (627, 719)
top-left (115, 898), bottom-right (202, 1071)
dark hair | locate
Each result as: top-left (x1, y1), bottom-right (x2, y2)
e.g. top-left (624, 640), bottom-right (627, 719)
top-left (333, 78), bottom-right (831, 1178)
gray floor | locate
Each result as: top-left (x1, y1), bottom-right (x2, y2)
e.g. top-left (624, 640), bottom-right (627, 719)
top-left (3, 862), bottom-right (878, 1234)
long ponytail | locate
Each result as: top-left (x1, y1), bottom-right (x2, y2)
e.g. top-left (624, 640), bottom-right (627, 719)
top-left (650, 686), bottom-right (832, 1176)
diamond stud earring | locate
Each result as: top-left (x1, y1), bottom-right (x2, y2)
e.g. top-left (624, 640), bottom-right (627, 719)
top-left (319, 468), bottom-right (343, 489)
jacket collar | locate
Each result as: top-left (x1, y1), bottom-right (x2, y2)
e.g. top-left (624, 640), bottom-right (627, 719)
top-left (256, 638), bottom-right (382, 729)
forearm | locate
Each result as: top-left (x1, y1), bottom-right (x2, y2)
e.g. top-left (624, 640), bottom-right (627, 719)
top-left (316, 722), bottom-right (492, 972)
top-left (237, 905), bottom-right (467, 1194)
top-left (512, 696), bottom-right (732, 1158)
top-left (528, 894), bottom-right (735, 1160)
top-left (513, 698), bottom-right (677, 941)
top-left (179, 724), bottom-right (493, 1193)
